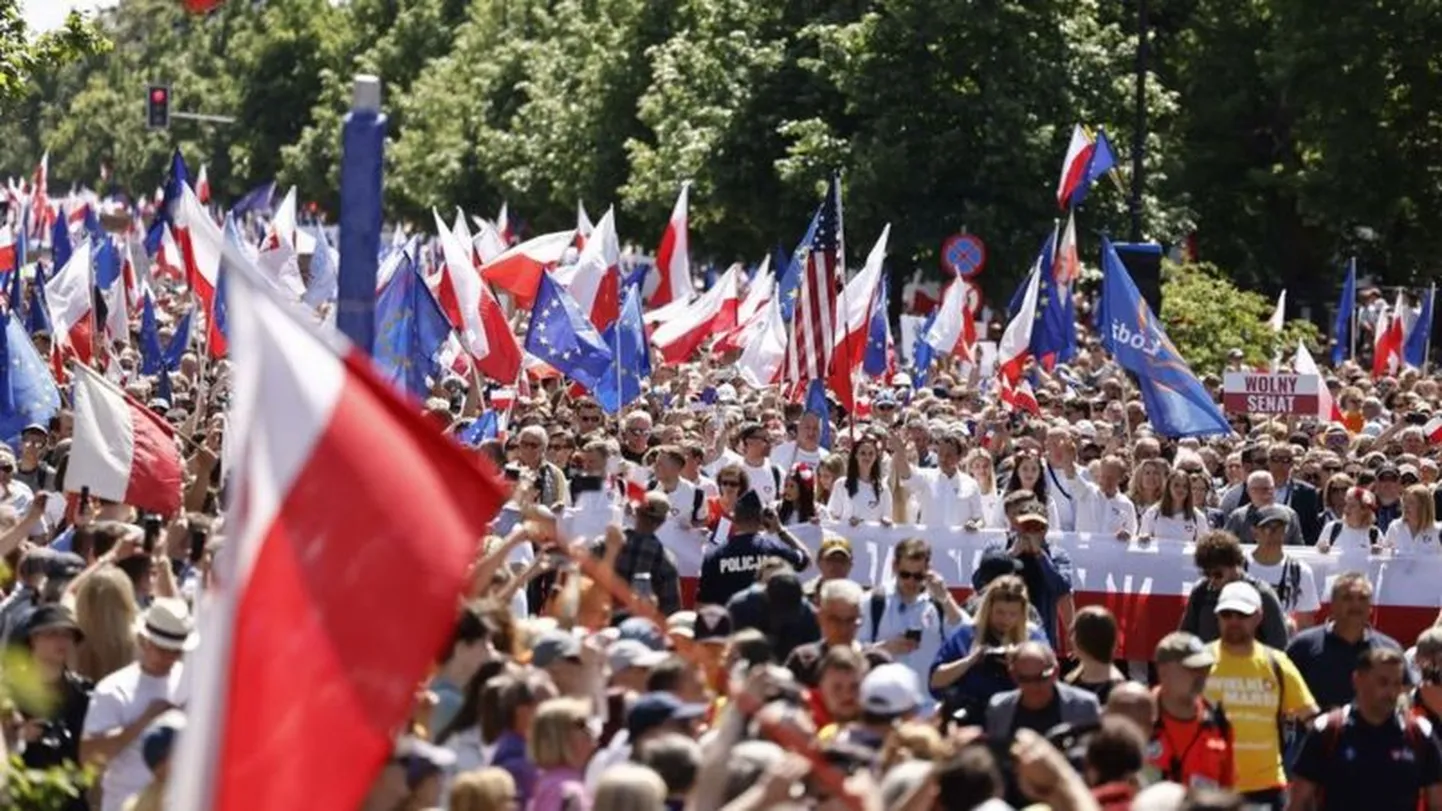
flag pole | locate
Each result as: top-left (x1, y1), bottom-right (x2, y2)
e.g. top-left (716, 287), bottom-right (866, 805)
top-left (1349, 261), bottom-right (1358, 363)
top-left (1425, 284), bottom-right (1436, 374)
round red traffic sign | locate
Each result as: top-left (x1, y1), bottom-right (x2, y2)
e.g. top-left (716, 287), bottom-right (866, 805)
top-left (941, 233), bottom-right (986, 278)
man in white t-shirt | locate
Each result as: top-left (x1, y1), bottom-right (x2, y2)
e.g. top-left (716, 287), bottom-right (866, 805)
top-left (82, 597), bottom-right (197, 811)
top-left (769, 410), bottom-right (828, 471)
top-left (1090, 455), bottom-right (1137, 539)
top-left (1044, 425), bottom-right (1098, 533)
top-left (890, 433), bottom-right (984, 529)
top-left (651, 446), bottom-right (704, 530)
top-left (1246, 506), bottom-right (1320, 629)
top-left (736, 423), bottom-right (783, 505)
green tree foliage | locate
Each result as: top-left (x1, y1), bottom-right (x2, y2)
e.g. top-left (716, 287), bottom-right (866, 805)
top-left (0, 1), bottom-right (108, 106)
top-left (1160, 260), bottom-right (1321, 376)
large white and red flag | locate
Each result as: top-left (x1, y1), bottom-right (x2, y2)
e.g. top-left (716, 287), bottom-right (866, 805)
top-left (829, 224), bottom-right (890, 405)
top-left (1373, 291), bottom-right (1407, 377)
top-left (713, 256), bottom-right (773, 354)
top-left (172, 182), bottom-right (223, 310)
top-left (647, 182), bottom-right (693, 307)
top-left (480, 229), bottom-right (575, 309)
top-left (785, 177), bottom-right (843, 390)
top-left (168, 261), bottom-right (508, 811)
top-left (45, 238), bottom-right (95, 369)
top-left (433, 212), bottom-right (522, 383)
top-left (652, 263), bottom-right (740, 363)
top-left (68, 363), bottom-right (184, 515)
top-left (997, 265), bottom-right (1042, 384)
top-left (552, 205), bottom-right (620, 331)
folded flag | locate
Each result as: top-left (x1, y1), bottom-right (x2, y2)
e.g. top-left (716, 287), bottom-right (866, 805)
top-left (67, 363), bottom-right (183, 516)
top-left (1330, 258), bottom-right (1357, 367)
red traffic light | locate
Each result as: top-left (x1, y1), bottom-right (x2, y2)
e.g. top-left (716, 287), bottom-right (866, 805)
top-left (151, 88), bottom-right (168, 104)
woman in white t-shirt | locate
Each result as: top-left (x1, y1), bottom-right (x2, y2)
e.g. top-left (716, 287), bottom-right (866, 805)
top-left (1316, 485), bottom-right (1381, 559)
top-left (989, 450), bottom-right (1057, 528)
top-left (1384, 484), bottom-right (1441, 556)
top-left (1138, 469), bottom-right (1205, 543)
top-left (826, 435), bottom-right (893, 525)
top-left (966, 448), bottom-right (1000, 526)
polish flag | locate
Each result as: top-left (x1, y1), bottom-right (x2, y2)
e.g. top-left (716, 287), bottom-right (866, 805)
top-left (166, 268), bottom-right (507, 811)
top-left (67, 364), bottom-right (183, 516)
top-left (471, 219), bottom-right (508, 265)
top-left (1055, 125), bottom-right (1094, 209)
top-left (652, 263), bottom-right (739, 364)
top-left (30, 152), bottom-right (48, 240)
top-left (172, 183), bottom-right (223, 311)
top-left (831, 225), bottom-right (891, 375)
top-left (496, 201), bottom-right (513, 245)
top-left (576, 200), bottom-right (594, 242)
top-left (197, 164), bottom-right (211, 205)
top-left (46, 239), bottom-right (96, 368)
top-left (923, 279), bottom-right (977, 364)
top-left (999, 375), bottom-right (1040, 415)
top-left (1293, 341), bottom-right (1343, 423)
top-left (1425, 415), bottom-right (1442, 444)
top-left (1373, 292), bottom-right (1406, 377)
top-left (0, 225), bottom-right (14, 272)
top-left (479, 229), bottom-right (575, 309)
top-left (902, 270), bottom-right (941, 316)
top-left (553, 206), bottom-right (620, 331)
top-left (1054, 211), bottom-right (1080, 284)
top-left (434, 213), bottom-right (522, 384)
top-left (713, 257), bottom-right (773, 354)
top-left (154, 224), bottom-right (186, 282)
top-left (735, 296), bottom-right (787, 387)
top-left (647, 183), bottom-right (693, 308)
top-left (997, 266), bottom-right (1041, 383)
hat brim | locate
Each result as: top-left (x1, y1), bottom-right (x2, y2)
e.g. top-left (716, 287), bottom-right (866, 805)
top-left (821, 547), bottom-right (853, 560)
top-left (1214, 600), bottom-right (1259, 616)
top-left (136, 618), bottom-right (200, 652)
top-left (1179, 652), bottom-right (1216, 668)
top-left (1016, 514), bottom-right (1049, 530)
top-left (27, 619), bottom-right (84, 644)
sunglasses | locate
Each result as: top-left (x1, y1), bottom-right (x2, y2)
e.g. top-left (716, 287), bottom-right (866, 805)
top-left (895, 570), bottom-right (926, 581)
top-left (579, 414), bottom-right (601, 424)
top-left (625, 427), bottom-right (648, 436)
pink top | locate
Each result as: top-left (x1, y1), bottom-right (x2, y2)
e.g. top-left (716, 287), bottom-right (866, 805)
top-left (528, 766), bottom-right (589, 811)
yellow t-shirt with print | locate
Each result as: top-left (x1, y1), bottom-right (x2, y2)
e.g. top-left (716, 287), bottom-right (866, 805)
top-left (1203, 641), bottom-right (1316, 793)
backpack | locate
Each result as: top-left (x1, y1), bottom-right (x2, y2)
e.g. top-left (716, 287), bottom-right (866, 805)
top-left (1153, 699), bottom-right (1232, 783)
top-left (868, 590), bottom-right (942, 643)
top-left (1314, 705), bottom-right (1432, 799)
top-left (1272, 556), bottom-right (1303, 611)
top-left (1327, 521), bottom-right (1381, 548)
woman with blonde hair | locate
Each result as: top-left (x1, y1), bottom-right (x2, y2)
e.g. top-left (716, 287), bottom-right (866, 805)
top-left (929, 574), bottom-right (1045, 719)
top-left (448, 767), bottom-right (517, 811)
top-left (592, 763), bottom-right (666, 811)
top-left (1127, 457), bottom-right (1169, 514)
top-left (72, 566), bottom-right (139, 681)
top-left (527, 697), bottom-right (596, 811)
top-left (965, 448), bottom-right (999, 524)
top-left (1384, 484), bottom-right (1440, 556)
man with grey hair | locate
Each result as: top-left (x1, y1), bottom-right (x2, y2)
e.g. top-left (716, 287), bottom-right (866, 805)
top-left (783, 578), bottom-right (871, 687)
top-left (514, 425), bottom-right (569, 507)
top-left (1287, 571), bottom-right (1405, 710)
top-left (1223, 471), bottom-right (1303, 546)
top-left (984, 641), bottom-right (1100, 739)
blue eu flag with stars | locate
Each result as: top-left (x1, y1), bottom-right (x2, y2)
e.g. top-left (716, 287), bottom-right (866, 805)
top-left (525, 272), bottom-right (613, 392)
top-left (863, 276), bottom-right (891, 377)
top-left (373, 253), bottom-right (451, 400)
top-left (594, 284), bottom-right (650, 414)
top-left (0, 310), bottom-right (59, 446)
top-left (1098, 238), bottom-right (1229, 437)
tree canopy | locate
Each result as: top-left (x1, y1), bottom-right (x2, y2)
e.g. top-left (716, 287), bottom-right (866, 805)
top-left (2, 0), bottom-right (1439, 309)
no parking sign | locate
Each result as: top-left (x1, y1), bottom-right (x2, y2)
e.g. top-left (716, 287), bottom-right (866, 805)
top-left (941, 233), bottom-right (987, 278)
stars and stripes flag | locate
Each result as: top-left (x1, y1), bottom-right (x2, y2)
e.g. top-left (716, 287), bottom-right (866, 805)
top-left (785, 174), bottom-right (844, 388)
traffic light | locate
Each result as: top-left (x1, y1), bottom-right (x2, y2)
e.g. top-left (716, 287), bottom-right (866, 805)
top-left (147, 85), bottom-right (171, 130)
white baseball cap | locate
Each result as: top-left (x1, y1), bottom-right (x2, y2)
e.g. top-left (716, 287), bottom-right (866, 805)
top-left (1215, 581), bottom-right (1262, 616)
top-left (859, 663), bottom-right (922, 717)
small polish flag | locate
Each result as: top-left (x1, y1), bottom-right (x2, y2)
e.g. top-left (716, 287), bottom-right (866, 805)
top-left (173, 183), bottom-right (223, 311)
top-left (735, 296), bottom-right (787, 387)
top-left (922, 279), bottom-right (977, 364)
top-left (496, 201), bottom-right (513, 245)
top-left (1373, 292), bottom-right (1406, 377)
top-left (713, 256), bottom-right (773, 354)
top-left (45, 238), bottom-right (96, 368)
top-left (999, 375), bottom-right (1040, 415)
top-left (479, 229), bottom-right (576, 309)
top-left (1425, 415), bottom-right (1442, 444)
top-left (197, 164), bottom-right (211, 205)
top-left (1055, 125), bottom-right (1094, 209)
top-left (576, 200), bottom-right (594, 242)
top-left (67, 364), bottom-right (183, 516)
top-left (553, 206), bottom-right (620, 331)
top-left (647, 183), bottom-right (693, 308)
top-left (997, 265), bottom-right (1042, 383)
top-left (167, 261), bottom-right (507, 811)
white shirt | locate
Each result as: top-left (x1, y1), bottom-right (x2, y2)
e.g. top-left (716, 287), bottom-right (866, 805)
top-left (83, 662), bottom-right (187, 811)
top-left (986, 493), bottom-right (1062, 530)
top-left (0, 479), bottom-right (33, 516)
top-left (855, 587), bottom-right (967, 713)
top-left (1091, 491), bottom-right (1138, 537)
top-left (769, 441), bottom-right (827, 472)
top-left (1045, 464), bottom-right (1098, 532)
top-left (742, 459), bottom-right (781, 504)
top-left (1385, 520), bottom-right (1442, 556)
top-left (826, 478), bottom-right (893, 523)
top-left (901, 468), bottom-right (986, 528)
top-left (1247, 551), bottom-right (1321, 615)
top-left (658, 478), bottom-right (703, 529)
top-left (1317, 519), bottom-right (1377, 561)
top-left (1138, 505), bottom-right (1206, 543)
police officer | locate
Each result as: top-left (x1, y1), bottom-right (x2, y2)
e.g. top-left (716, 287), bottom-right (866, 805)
top-left (1288, 647), bottom-right (1442, 811)
top-left (696, 490), bottom-right (810, 606)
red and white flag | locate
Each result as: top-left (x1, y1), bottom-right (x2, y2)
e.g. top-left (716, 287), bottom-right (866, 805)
top-left (172, 183), bottom-right (223, 310)
top-left (554, 206), bottom-right (620, 331)
top-left (496, 201), bottom-right (513, 245)
top-left (1425, 415), bottom-right (1442, 444)
top-left (923, 279), bottom-right (977, 363)
top-left (470, 218), bottom-right (508, 265)
top-left (154, 223), bottom-right (187, 283)
top-left (999, 375), bottom-right (1040, 415)
top-left (45, 239), bottom-right (96, 368)
top-left (1054, 211), bottom-right (1080, 284)
top-left (652, 264), bottom-right (740, 363)
top-left (1293, 341), bottom-right (1343, 423)
top-left (434, 212), bottom-right (522, 383)
top-left (67, 364), bottom-right (183, 516)
top-left (997, 265), bottom-right (1042, 383)
top-left (713, 256), bottom-right (773, 354)
top-left (167, 267), bottom-right (507, 811)
top-left (479, 229), bottom-right (575, 309)
top-left (1055, 125), bottom-right (1094, 209)
top-left (831, 224), bottom-right (891, 380)
top-left (647, 183), bottom-right (693, 308)
top-left (1373, 291), bottom-right (1406, 377)
top-left (736, 296), bottom-right (787, 387)
top-left (576, 200), bottom-right (594, 241)
top-left (197, 164), bottom-right (211, 205)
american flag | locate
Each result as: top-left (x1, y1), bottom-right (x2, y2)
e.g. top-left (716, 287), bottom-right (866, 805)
top-left (785, 174), bottom-right (844, 386)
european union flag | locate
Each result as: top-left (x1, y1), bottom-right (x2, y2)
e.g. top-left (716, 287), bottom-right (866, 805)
top-left (0, 311), bottom-right (59, 446)
top-left (1330, 258), bottom-right (1357, 367)
top-left (164, 307), bottom-right (194, 371)
top-left (594, 284), bottom-right (649, 414)
top-left (459, 411), bottom-right (499, 446)
top-left (231, 180), bottom-right (277, 217)
top-left (139, 293), bottom-right (166, 376)
top-left (145, 150), bottom-right (191, 255)
top-left (51, 211), bottom-right (71, 273)
top-left (1031, 229), bottom-right (1077, 365)
top-left (94, 237), bottom-right (121, 289)
top-left (1098, 238), bottom-right (1229, 437)
top-left (804, 378), bottom-right (832, 449)
top-left (26, 272), bottom-right (51, 337)
top-left (525, 272), bottom-right (613, 391)
top-left (778, 215), bottom-right (818, 322)
top-left (863, 276), bottom-right (891, 377)
top-left (912, 307), bottom-right (939, 387)
top-left (1403, 284), bottom-right (1434, 369)
top-left (372, 254), bottom-right (451, 399)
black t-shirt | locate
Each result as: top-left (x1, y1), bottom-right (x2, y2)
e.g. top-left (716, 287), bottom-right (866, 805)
top-left (1011, 695), bottom-right (1063, 736)
top-left (1285, 625), bottom-right (1407, 710)
top-left (697, 532), bottom-right (806, 606)
top-left (19, 670), bottom-right (92, 770)
top-left (1293, 708), bottom-right (1442, 811)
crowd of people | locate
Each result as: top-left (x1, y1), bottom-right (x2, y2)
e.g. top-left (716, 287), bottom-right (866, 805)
top-left (0, 199), bottom-right (1441, 811)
